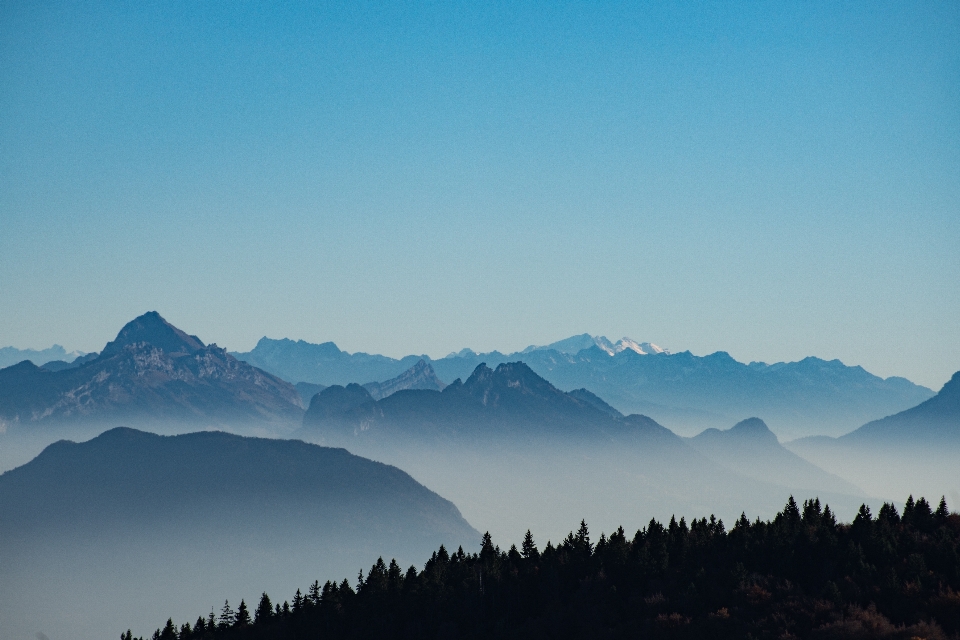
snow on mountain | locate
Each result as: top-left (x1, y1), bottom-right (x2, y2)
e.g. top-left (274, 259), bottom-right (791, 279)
top-left (525, 334), bottom-right (670, 357)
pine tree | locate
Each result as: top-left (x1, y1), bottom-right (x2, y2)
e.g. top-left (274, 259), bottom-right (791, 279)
top-left (235, 599), bottom-right (251, 626)
top-left (255, 592), bottom-right (273, 624)
top-left (936, 496), bottom-right (949, 520)
top-left (521, 529), bottom-right (539, 559)
top-left (159, 618), bottom-right (177, 640)
top-left (575, 519), bottom-right (592, 554)
top-left (309, 580), bottom-right (321, 605)
top-left (480, 531), bottom-right (495, 562)
top-left (219, 600), bottom-right (235, 629)
top-left (292, 588), bottom-right (304, 611)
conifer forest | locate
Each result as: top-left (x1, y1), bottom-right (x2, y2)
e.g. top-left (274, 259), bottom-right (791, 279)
top-left (132, 495), bottom-right (960, 640)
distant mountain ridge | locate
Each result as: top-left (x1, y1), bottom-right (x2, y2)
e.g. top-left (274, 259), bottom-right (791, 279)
top-left (688, 418), bottom-right (860, 496)
top-left (0, 312), bottom-right (303, 432)
top-left (235, 335), bottom-right (933, 438)
top-left (0, 345), bottom-right (87, 370)
top-left (839, 370), bottom-right (960, 445)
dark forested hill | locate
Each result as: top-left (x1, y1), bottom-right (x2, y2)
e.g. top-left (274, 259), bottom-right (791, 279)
top-left (134, 496), bottom-right (960, 640)
top-left (0, 428), bottom-right (477, 640)
top-left (0, 311), bottom-right (304, 433)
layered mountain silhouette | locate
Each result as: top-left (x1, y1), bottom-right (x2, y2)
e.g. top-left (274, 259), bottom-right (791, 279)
top-left (0, 344), bottom-right (87, 370)
top-left (838, 370), bottom-right (960, 446)
top-left (688, 418), bottom-right (860, 496)
top-left (0, 312), bottom-right (303, 433)
top-left (0, 427), bottom-right (476, 640)
top-left (300, 361), bottom-right (671, 447)
top-left (298, 361), bottom-right (867, 551)
top-left (234, 335), bottom-right (932, 438)
top-left (362, 359), bottom-right (446, 400)
top-left (784, 371), bottom-right (960, 502)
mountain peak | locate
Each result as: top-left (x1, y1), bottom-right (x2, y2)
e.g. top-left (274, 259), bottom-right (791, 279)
top-left (101, 311), bottom-right (205, 358)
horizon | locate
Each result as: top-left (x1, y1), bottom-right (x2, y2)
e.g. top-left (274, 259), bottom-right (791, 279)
top-left (1, 316), bottom-right (949, 390)
top-left (2, 3), bottom-right (958, 390)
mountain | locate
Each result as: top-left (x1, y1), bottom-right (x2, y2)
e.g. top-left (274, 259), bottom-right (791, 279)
top-left (838, 370), bottom-right (960, 446)
top-left (0, 344), bottom-right (87, 369)
top-left (429, 349), bottom-right (934, 440)
top-left (785, 372), bottom-right (960, 503)
top-left (295, 381), bottom-right (327, 406)
top-left (234, 335), bottom-right (932, 439)
top-left (0, 427), bottom-right (477, 640)
top-left (0, 311), bottom-right (303, 434)
top-left (301, 361), bottom-right (650, 446)
top-left (299, 362), bottom-right (867, 546)
top-left (362, 359), bottom-right (446, 400)
top-left (520, 333), bottom-right (669, 356)
top-left (688, 418), bottom-right (860, 496)
top-left (232, 337), bottom-right (425, 387)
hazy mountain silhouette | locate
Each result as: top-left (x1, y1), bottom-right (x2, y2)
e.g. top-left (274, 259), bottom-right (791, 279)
top-left (0, 312), bottom-right (303, 433)
top-left (838, 370), bottom-right (960, 446)
top-left (0, 427), bottom-right (477, 640)
top-left (232, 337), bottom-right (425, 387)
top-left (295, 381), bottom-right (327, 406)
top-left (234, 335), bottom-right (932, 439)
top-left (362, 359), bottom-right (446, 400)
top-left (299, 361), bottom-right (867, 546)
top-left (688, 418), bottom-right (860, 496)
top-left (301, 361), bottom-right (653, 446)
top-left (0, 344), bottom-right (87, 370)
top-left (785, 371), bottom-right (960, 503)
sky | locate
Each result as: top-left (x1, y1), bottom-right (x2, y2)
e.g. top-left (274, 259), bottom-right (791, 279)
top-left (1, 1), bottom-right (958, 389)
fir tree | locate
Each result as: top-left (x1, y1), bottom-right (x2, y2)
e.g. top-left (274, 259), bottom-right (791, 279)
top-left (521, 529), bottom-right (539, 559)
top-left (235, 599), bottom-right (251, 626)
top-left (255, 592), bottom-right (273, 624)
top-left (218, 600), bottom-right (234, 629)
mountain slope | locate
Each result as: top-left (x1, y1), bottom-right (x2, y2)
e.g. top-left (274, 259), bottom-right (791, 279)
top-left (839, 370), bottom-right (960, 445)
top-left (0, 428), bottom-right (477, 640)
top-left (0, 312), bottom-right (303, 432)
top-left (688, 418), bottom-right (861, 496)
top-left (363, 359), bottom-right (446, 400)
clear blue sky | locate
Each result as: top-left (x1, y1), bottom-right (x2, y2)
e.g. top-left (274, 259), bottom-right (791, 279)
top-left (1, 1), bottom-right (958, 389)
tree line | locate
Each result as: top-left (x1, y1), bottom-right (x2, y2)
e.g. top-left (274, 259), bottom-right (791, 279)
top-left (129, 495), bottom-right (960, 639)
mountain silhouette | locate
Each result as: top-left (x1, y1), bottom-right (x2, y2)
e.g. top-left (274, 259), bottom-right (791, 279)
top-left (689, 418), bottom-right (860, 495)
top-left (362, 359), bottom-right (446, 400)
top-left (0, 427), bottom-right (477, 640)
top-left (839, 370), bottom-right (960, 445)
top-left (0, 312), bottom-right (303, 432)
top-left (234, 335), bottom-right (933, 439)
top-left (301, 361), bottom-right (651, 446)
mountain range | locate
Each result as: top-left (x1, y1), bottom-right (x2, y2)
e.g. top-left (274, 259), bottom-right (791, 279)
top-left (0, 344), bottom-right (87, 369)
top-left (234, 335), bottom-right (933, 439)
top-left (0, 312), bottom-right (304, 434)
top-left (785, 371), bottom-right (960, 502)
top-left (298, 360), bottom-right (868, 544)
top-left (0, 427), bottom-right (476, 640)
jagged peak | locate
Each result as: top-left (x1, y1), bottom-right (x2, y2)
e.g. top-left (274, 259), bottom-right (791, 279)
top-left (101, 312), bottom-right (205, 358)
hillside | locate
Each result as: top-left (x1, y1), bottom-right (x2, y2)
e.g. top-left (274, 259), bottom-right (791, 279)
top-left (0, 427), bottom-right (477, 640)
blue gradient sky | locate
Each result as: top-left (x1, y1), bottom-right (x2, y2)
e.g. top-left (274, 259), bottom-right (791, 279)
top-left (1, 2), bottom-right (958, 388)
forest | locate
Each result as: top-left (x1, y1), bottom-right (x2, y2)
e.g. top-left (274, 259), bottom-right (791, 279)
top-left (130, 496), bottom-right (960, 640)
